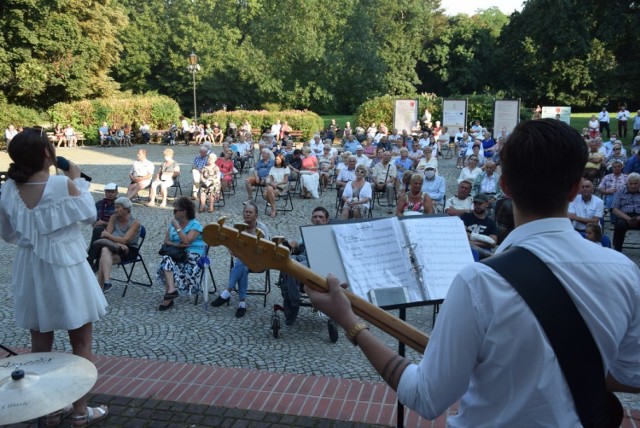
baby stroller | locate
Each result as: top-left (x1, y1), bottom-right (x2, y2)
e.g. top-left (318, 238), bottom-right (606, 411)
top-left (162, 124), bottom-right (178, 145)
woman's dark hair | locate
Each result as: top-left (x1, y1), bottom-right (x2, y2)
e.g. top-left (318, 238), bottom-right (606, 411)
top-left (274, 154), bottom-right (286, 167)
top-left (8, 128), bottom-right (55, 183)
top-left (501, 119), bottom-right (587, 216)
top-left (174, 196), bottom-right (196, 220)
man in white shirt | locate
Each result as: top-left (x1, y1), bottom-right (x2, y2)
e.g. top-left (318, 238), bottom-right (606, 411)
top-left (598, 107), bottom-right (610, 139)
top-left (445, 180), bottom-right (473, 216)
top-left (126, 149), bottom-right (155, 199)
top-left (371, 152), bottom-right (397, 212)
top-left (568, 178), bottom-right (604, 233)
top-left (354, 145), bottom-right (371, 168)
top-left (471, 160), bottom-right (503, 207)
top-left (305, 118), bottom-right (640, 426)
top-left (617, 106), bottom-right (631, 138)
top-left (270, 119), bottom-right (282, 142)
top-left (234, 134), bottom-right (252, 173)
top-left (309, 134), bottom-right (324, 156)
top-left (4, 124), bottom-right (18, 145)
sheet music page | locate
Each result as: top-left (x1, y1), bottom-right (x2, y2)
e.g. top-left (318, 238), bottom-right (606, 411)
top-left (332, 217), bottom-right (422, 301)
top-left (401, 216), bottom-right (474, 300)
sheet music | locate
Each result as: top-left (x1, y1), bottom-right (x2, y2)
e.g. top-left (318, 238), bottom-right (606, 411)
top-left (401, 216), bottom-right (474, 300)
top-left (332, 218), bottom-right (422, 301)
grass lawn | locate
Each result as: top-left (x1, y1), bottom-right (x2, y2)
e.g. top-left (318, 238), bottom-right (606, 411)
top-left (320, 115), bottom-right (354, 130)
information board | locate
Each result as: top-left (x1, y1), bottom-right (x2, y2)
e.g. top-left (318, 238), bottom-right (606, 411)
top-left (394, 99), bottom-right (419, 133)
top-left (493, 100), bottom-right (520, 138)
top-left (442, 99), bottom-right (467, 131)
top-left (541, 106), bottom-right (572, 124)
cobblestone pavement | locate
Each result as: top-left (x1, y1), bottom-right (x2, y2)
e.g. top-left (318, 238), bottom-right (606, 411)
top-left (1, 143), bottom-right (639, 413)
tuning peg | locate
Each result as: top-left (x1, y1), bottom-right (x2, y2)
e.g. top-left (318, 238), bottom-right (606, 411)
top-left (256, 229), bottom-right (265, 240)
top-left (218, 217), bottom-right (226, 226)
top-left (272, 236), bottom-right (286, 246)
top-left (234, 223), bottom-right (248, 233)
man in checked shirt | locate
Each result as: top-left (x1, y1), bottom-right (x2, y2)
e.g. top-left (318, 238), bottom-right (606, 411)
top-left (598, 159), bottom-right (628, 227)
top-left (611, 172), bottom-right (640, 251)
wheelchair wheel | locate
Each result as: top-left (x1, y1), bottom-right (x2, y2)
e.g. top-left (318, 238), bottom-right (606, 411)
top-left (328, 319), bottom-right (339, 343)
top-left (271, 315), bottom-right (281, 338)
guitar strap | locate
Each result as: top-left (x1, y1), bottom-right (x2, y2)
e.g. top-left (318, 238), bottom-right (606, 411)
top-left (482, 247), bottom-right (621, 427)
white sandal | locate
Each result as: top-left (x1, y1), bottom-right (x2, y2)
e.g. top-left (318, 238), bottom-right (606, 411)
top-left (71, 405), bottom-right (108, 427)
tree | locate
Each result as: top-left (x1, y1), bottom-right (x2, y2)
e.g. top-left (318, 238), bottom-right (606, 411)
top-left (0, 0), bottom-right (126, 108)
top-left (496, 0), bottom-right (615, 107)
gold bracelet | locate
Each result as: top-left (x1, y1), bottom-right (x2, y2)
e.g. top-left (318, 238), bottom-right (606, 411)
top-left (345, 321), bottom-right (369, 346)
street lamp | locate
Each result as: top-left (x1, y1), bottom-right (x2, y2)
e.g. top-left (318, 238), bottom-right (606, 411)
top-left (187, 52), bottom-right (201, 123)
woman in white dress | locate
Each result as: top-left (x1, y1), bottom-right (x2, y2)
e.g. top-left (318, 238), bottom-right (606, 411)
top-left (0, 128), bottom-right (108, 426)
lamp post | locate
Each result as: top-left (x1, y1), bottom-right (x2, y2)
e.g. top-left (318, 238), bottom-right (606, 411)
top-left (187, 52), bottom-right (201, 123)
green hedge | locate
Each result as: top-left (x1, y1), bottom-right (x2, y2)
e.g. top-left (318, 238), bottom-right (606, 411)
top-left (0, 101), bottom-right (46, 132)
top-left (200, 110), bottom-right (324, 141)
top-left (355, 93), bottom-right (530, 131)
top-left (48, 95), bottom-right (181, 144)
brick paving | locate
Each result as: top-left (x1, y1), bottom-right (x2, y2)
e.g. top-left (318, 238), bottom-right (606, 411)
top-left (1, 143), bottom-right (639, 427)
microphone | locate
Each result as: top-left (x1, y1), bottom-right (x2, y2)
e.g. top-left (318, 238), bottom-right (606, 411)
top-left (56, 156), bottom-right (92, 182)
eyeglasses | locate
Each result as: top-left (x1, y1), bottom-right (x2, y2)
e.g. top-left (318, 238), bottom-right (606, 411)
top-left (614, 148), bottom-right (621, 151)
top-left (356, 170), bottom-right (366, 173)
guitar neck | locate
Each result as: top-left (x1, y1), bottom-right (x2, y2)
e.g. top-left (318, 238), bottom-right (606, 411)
top-left (283, 258), bottom-right (429, 354)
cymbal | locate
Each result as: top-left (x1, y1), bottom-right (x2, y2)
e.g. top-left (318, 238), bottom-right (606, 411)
top-left (0, 352), bottom-right (97, 424)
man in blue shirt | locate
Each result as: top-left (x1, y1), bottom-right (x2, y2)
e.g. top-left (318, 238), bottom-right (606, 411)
top-left (244, 149), bottom-right (274, 202)
top-left (623, 151), bottom-right (640, 175)
top-left (343, 134), bottom-right (359, 154)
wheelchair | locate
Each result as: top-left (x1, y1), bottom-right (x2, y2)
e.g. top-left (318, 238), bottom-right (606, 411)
top-left (270, 271), bottom-right (339, 342)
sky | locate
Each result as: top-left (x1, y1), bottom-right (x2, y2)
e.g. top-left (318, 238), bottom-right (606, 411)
top-left (440, 0), bottom-right (524, 16)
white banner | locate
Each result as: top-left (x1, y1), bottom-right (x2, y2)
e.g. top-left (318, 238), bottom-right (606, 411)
top-left (394, 99), bottom-right (419, 133)
top-left (541, 106), bottom-right (572, 124)
top-left (493, 100), bottom-right (520, 138)
top-left (442, 99), bottom-right (467, 131)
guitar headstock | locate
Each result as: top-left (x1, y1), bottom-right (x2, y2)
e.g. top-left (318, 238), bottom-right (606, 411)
top-left (202, 217), bottom-right (291, 272)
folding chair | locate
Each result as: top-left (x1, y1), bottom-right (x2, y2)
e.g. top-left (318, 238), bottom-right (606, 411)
top-left (169, 174), bottom-right (183, 199)
top-left (264, 189), bottom-right (294, 215)
top-left (0, 171), bottom-right (7, 197)
top-left (230, 257), bottom-right (271, 307)
top-left (193, 246), bottom-right (217, 305)
top-left (113, 225), bottom-right (153, 297)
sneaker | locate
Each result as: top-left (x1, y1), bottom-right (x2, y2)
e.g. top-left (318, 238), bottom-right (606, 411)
top-left (103, 282), bottom-right (113, 293)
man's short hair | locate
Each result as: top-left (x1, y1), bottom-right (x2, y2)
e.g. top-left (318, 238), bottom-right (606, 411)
top-left (312, 206), bottom-right (329, 220)
top-left (501, 119), bottom-right (587, 216)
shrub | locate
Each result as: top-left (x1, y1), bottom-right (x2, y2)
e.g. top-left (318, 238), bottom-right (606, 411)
top-left (355, 93), bottom-right (530, 132)
top-left (200, 110), bottom-right (324, 141)
top-left (48, 94), bottom-right (180, 144)
top-left (0, 100), bottom-right (45, 131)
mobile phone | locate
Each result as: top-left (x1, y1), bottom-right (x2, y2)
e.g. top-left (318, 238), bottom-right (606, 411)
top-left (368, 286), bottom-right (411, 308)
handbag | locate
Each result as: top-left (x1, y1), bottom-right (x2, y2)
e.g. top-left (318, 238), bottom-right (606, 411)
top-left (159, 244), bottom-right (188, 264)
top-left (482, 247), bottom-right (623, 428)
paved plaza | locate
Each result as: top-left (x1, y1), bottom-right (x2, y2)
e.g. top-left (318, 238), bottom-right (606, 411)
top-left (1, 143), bottom-right (640, 426)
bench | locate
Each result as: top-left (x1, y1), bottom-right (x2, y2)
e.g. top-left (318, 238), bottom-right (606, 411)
top-left (46, 131), bottom-right (85, 147)
top-left (287, 130), bottom-right (303, 141)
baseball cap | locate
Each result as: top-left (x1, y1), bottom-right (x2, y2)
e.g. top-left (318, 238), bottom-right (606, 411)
top-left (105, 183), bottom-right (118, 191)
top-left (473, 193), bottom-right (490, 203)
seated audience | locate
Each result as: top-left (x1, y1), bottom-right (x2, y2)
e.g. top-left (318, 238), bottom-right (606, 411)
top-left (64, 124), bottom-right (77, 147)
top-left (191, 146), bottom-right (210, 199)
top-left (265, 155), bottom-right (290, 218)
top-left (199, 154), bottom-right (221, 213)
top-left (5, 124), bottom-right (18, 146)
top-left (457, 155), bottom-right (482, 184)
top-left (396, 173), bottom-right (434, 216)
top-left (88, 197), bottom-right (140, 293)
top-left (624, 149), bottom-right (640, 174)
top-left (421, 166), bottom-right (445, 208)
top-left (126, 149), bottom-right (154, 199)
top-left (300, 147), bottom-right (320, 199)
top-left (157, 197), bottom-right (206, 311)
top-left (148, 148), bottom-right (180, 208)
top-left (216, 149), bottom-right (235, 192)
top-left (568, 179), bottom-right (604, 234)
top-left (598, 160), bottom-right (627, 226)
top-left (139, 122), bottom-right (151, 143)
top-left (91, 183), bottom-right (118, 245)
top-left (415, 146), bottom-right (438, 173)
top-left (245, 149), bottom-right (274, 202)
top-left (371, 151), bottom-right (397, 213)
top-left (584, 139), bottom-right (605, 180)
top-left (584, 223), bottom-right (603, 246)
top-left (318, 144), bottom-right (335, 189)
top-left (471, 160), bottom-right (503, 206)
top-left (341, 165), bottom-right (372, 219)
top-left (445, 180), bottom-right (473, 216)
top-left (461, 193), bottom-right (498, 259)
top-left (211, 202), bottom-right (270, 317)
top-left (394, 148), bottom-right (413, 184)
top-left (611, 172), bottom-right (640, 251)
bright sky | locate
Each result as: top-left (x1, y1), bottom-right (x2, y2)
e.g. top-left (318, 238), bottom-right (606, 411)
top-left (440, 0), bottom-right (524, 16)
